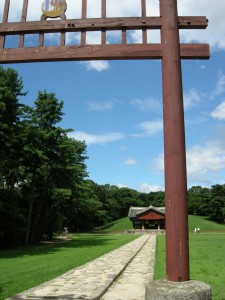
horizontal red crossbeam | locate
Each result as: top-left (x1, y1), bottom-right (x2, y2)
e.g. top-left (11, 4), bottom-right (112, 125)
top-left (0, 43), bottom-right (210, 63)
top-left (0, 16), bottom-right (208, 35)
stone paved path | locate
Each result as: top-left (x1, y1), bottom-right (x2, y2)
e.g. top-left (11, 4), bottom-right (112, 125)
top-left (7, 234), bottom-right (156, 300)
top-left (100, 235), bottom-right (156, 300)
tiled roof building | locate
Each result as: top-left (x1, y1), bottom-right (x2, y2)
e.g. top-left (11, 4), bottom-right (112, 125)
top-left (128, 206), bottom-right (165, 230)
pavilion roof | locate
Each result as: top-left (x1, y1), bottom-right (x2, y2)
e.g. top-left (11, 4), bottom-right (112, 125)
top-left (128, 206), bottom-right (165, 218)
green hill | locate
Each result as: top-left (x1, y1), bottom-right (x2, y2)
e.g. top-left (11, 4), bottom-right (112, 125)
top-left (95, 215), bottom-right (225, 234)
top-left (188, 215), bottom-right (225, 232)
top-left (94, 217), bottom-right (132, 233)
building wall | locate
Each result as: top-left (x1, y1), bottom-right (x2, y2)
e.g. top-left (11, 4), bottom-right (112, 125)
top-left (138, 211), bottom-right (165, 221)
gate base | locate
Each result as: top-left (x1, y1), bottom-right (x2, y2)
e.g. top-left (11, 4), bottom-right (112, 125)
top-left (145, 280), bottom-right (212, 300)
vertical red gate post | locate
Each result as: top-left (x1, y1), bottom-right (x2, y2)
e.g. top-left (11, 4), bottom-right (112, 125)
top-left (160, 0), bottom-right (189, 282)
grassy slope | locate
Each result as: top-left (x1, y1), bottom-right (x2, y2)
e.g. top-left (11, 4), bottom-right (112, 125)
top-left (94, 217), bottom-right (132, 233)
top-left (188, 215), bottom-right (225, 232)
top-left (96, 215), bottom-right (225, 233)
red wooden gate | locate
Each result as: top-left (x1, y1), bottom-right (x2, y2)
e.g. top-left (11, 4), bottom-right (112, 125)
top-left (0, 0), bottom-right (210, 282)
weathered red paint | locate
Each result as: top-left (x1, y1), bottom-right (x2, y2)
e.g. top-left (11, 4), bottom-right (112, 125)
top-left (160, 0), bottom-right (190, 281)
top-left (138, 211), bottom-right (165, 221)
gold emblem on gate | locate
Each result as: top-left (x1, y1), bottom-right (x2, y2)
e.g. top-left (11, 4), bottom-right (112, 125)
top-left (41, 0), bottom-right (67, 18)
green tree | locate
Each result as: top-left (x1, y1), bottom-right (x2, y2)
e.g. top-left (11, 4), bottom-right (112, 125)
top-left (0, 66), bottom-right (26, 189)
top-left (188, 186), bottom-right (210, 216)
top-left (0, 67), bottom-right (27, 247)
top-left (20, 91), bottom-right (88, 245)
top-left (208, 184), bottom-right (225, 223)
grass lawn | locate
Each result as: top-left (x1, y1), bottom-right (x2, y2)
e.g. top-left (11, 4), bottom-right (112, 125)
top-left (154, 233), bottom-right (225, 300)
top-left (1, 216), bottom-right (224, 300)
top-left (0, 233), bottom-right (138, 300)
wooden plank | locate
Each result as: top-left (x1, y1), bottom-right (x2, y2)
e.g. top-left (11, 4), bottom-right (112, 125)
top-left (21, 0), bottom-right (28, 22)
top-left (60, 32), bottom-right (65, 46)
top-left (19, 0), bottom-right (29, 48)
top-left (141, 0), bottom-right (147, 17)
top-left (0, 44), bottom-right (162, 63)
top-left (122, 29), bottom-right (126, 44)
top-left (82, 0), bottom-right (87, 19)
top-left (180, 43), bottom-right (210, 59)
top-left (101, 0), bottom-right (106, 44)
top-left (0, 17), bottom-right (161, 35)
top-left (178, 16), bottom-right (208, 29)
top-left (141, 0), bottom-right (147, 44)
top-left (0, 43), bottom-right (210, 63)
top-left (0, 16), bottom-right (208, 36)
top-left (39, 33), bottom-right (44, 47)
top-left (2, 0), bottom-right (10, 23)
top-left (0, 0), bottom-right (10, 49)
top-left (81, 0), bottom-right (87, 45)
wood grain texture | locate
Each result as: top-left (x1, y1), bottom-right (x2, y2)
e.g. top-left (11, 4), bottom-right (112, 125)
top-left (0, 16), bottom-right (208, 35)
top-left (0, 43), bottom-right (210, 63)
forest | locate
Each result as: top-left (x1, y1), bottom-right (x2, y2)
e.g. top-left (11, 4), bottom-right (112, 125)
top-left (0, 66), bottom-right (225, 248)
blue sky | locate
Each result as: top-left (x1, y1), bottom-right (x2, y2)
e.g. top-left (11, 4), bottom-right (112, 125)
top-left (1, 0), bottom-right (225, 192)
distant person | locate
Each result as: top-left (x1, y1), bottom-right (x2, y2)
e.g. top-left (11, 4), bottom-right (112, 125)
top-left (63, 227), bottom-right (68, 234)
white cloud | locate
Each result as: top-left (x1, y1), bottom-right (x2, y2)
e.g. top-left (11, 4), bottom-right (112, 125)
top-left (138, 183), bottom-right (164, 193)
top-left (106, 31), bottom-right (122, 44)
top-left (25, 0), bottom-right (83, 21)
top-left (80, 61), bottom-right (110, 72)
top-left (86, 31), bottom-right (101, 45)
top-left (214, 125), bottom-right (225, 147)
top-left (154, 153), bottom-right (164, 172)
top-left (130, 97), bottom-right (161, 112)
top-left (116, 183), bottom-right (128, 188)
top-left (147, 30), bottom-right (161, 43)
top-left (65, 32), bottom-right (80, 46)
top-left (86, 99), bottom-right (119, 111)
top-left (43, 33), bottom-right (61, 46)
top-left (133, 119), bottom-right (163, 137)
top-left (178, 0), bottom-right (225, 51)
top-left (7, 0), bottom-right (23, 22)
top-left (187, 144), bottom-right (225, 180)
top-left (184, 89), bottom-right (202, 110)
top-left (128, 28), bottom-right (161, 44)
top-left (214, 71), bottom-right (225, 97)
top-left (154, 140), bottom-right (225, 184)
top-left (211, 101), bottom-right (225, 120)
top-left (69, 131), bottom-right (125, 145)
top-left (124, 158), bottom-right (138, 165)
top-left (127, 30), bottom-right (142, 44)
top-left (106, 0), bottom-right (141, 17)
top-left (208, 71), bottom-right (225, 100)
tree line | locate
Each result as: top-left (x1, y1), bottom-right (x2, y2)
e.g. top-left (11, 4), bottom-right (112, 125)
top-left (0, 66), bottom-right (224, 248)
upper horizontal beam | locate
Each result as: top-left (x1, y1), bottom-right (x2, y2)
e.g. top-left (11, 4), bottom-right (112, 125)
top-left (0, 43), bottom-right (210, 64)
top-left (0, 16), bottom-right (208, 35)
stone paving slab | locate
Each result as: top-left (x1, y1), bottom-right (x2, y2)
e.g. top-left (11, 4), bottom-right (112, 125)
top-left (7, 235), bottom-right (155, 300)
top-left (100, 235), bottom-right (156, 300)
